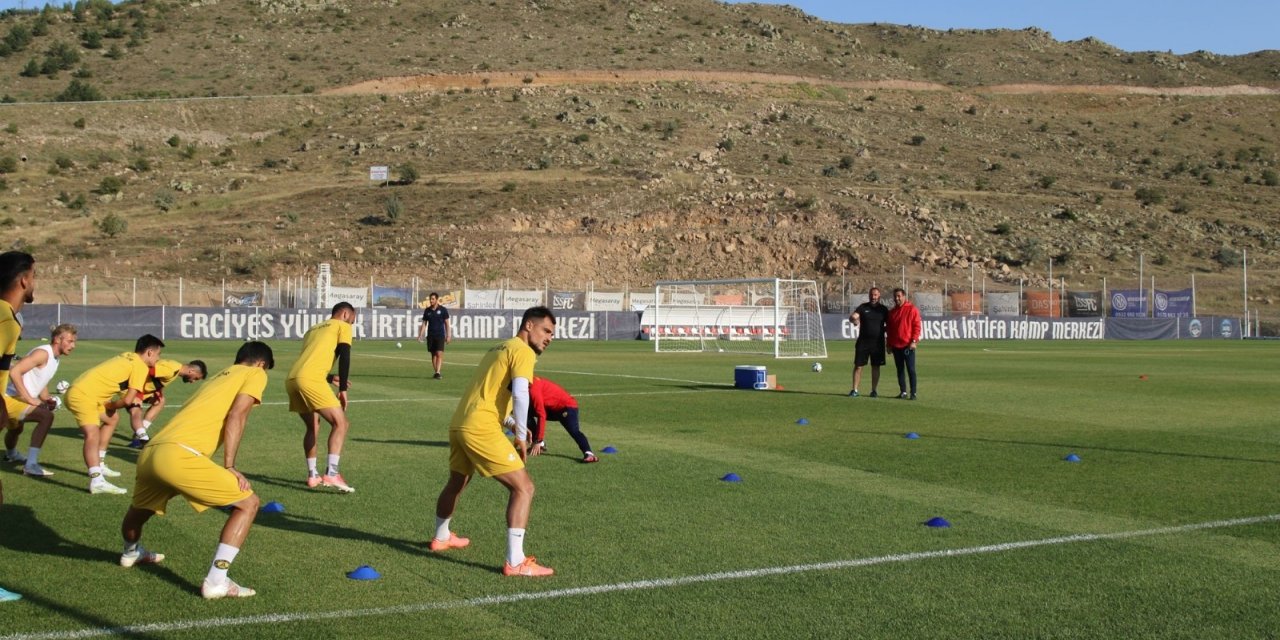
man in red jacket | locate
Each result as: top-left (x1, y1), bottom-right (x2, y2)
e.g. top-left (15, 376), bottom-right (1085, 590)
top-left (526, 377), bottom-right (597, 463)
top-left (886, 287), bottom-right (922, 400)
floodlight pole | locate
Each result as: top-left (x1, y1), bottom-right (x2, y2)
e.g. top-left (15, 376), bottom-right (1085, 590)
top-left (1242, 248), bottom-right (1249, 337)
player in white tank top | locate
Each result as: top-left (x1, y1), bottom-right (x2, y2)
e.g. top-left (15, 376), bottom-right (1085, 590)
top-left (4, 324), bottom-right (77, 476)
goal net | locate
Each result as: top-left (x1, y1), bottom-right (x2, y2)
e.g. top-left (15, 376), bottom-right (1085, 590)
top-left (643, 278), bottom-right (827, 358)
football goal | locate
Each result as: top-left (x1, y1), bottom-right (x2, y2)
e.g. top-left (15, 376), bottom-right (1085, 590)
top-left (643, 278), bottom-right (827, 358)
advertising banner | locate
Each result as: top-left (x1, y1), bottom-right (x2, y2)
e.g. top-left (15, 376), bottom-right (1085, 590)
top-left (328, 286), bottom-right (368, 308)
top-left (1024, 291), bottom-right (1061, 317)
top-left (587, 291), bottom-right (625, 311)
top-left (1066, 291), bottom-right (1103, 317)
top-left (416, 289), bottom-right (461, 308)
top-left (1109, 289), bottom-right (1147, 318)
top-left (826, 314), bottom-right (1104, 341)
top-left (985, 292), bottom-right (1021, 317)
top-left (912, 292), bottom-right (944, 317)
top-left (629, 292), bottom-right (656, 311)
top-left (464, 289), bottom-right (501, 309)
top-left (550, 291), bottom-right (585, 311)
top-left (20, 305), bottom-right (642, 341)
top-left (948, 292), bottom-right (981, 315)
top-left (712, 294), bottom-right (745, 305)
top-left (503, 289), bottom-right (543, 309)
top-left (224, 291), bottom-right (261, 308)
top-left (1153, 288), bottom-right (1193, 318)
top-left (372, 286), bottom-right (412, 308)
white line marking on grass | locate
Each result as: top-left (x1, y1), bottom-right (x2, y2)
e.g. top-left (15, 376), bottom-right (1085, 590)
top-left (7, 514), bottom-right (1276, 640)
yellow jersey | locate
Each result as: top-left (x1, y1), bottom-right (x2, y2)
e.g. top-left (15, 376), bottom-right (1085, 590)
top-left (143, 359), bottom-right (183, 394)
top-left (150, 364), bottom-right (267, 457)
top-left (450, 336), bottom-right (536, 432)
top-left (71, 352), bottom-right (151, 401)
top-left (0, 299), bottom-right (20, 393)
top-left (288, 319), bottom-right (352, 382)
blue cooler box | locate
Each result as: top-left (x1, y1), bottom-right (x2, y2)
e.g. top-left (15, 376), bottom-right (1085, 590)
top-left (734, 365), bottom-right (768, 390)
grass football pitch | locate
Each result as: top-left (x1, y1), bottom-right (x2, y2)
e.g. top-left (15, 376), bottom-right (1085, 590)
top-left (1, 338), bottom-right (1278, 639)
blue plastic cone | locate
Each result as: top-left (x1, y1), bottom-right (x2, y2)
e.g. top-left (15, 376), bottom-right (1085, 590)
top-left (904, 432), bottom-right (920, 439)
top-left (720, 473), bottom-right (743, 483)
top-left (602, 446), bottom-right (618, 454)
top-left (260, 500), bottom-right (285, 513)
top-left (796, 418), bottom-right (809, 425)
top-left (1063, 453), bottom-right (1082, 463)
top-left (347, 565), bottom-right (381, 580)
top-left (923, 516), bottom-right (951, 528)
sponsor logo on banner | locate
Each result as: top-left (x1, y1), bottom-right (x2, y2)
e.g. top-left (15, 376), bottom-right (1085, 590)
top-left (328, 286), bottom-right (368, 308)
top-left (1109, 289), bottom-right (1147, 318)
top-left (587, 291), bottom-right (624, 311)
top-left (985, 292), bottom-right (1020, 317)
top-left (629, 292), bottom-right (656, 311)
top-left (948, 292), bottom-right (980, 315)
top-left (1024, 291), bottom-right (1061, 317)
top-left (1067, 291), bottom-right (1102, 317)
top-left (551, 291), bottom-right (585, 310)
top-left (912, 292), bottom-right (944, 317)
top-left (504, 290), bottom-right (543, 309)
top-left (372, 286), bottom-right (412, 308)
top-left (465, 289), bottom-right (501, 309)
top-left (1220, 319), bottom-right (1233, 338)
top-left (1153, 288), bottom-right (1192, 318)
top-left (1188, 319), bottom-right (1202, 338)
top-left (225, 292), bottom-right (261, 307)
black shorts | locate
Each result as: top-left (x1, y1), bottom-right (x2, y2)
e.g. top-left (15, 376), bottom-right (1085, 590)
top-left (854, 340), bottom-right (885, 367)
top-left (426, 336), bottom-right (446, 354)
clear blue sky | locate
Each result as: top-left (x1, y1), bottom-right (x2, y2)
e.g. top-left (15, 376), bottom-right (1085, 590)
top-left (1, 0), bottom-right (1275, 55)
top-left (727, 0), bottom-right (1277, 55)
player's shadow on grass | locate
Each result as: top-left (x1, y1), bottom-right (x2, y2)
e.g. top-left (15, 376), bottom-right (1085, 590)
top-left (844, 430), bottom-right (1280, 466)
top-left (351, 437), bottom-right (447, 448)
top-left (252, 511), bottom-right (496, 573)
top-left (1, 464), bottom-right (92, 494)
top-left (0, 504), bottom-right (194, 594)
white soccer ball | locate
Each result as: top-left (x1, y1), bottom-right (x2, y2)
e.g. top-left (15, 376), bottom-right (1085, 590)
top-left (51, 396), bottom-right (63, 411)
top-left (811, 362), bottom-right (823, 373)
top-left (56, 380), bottom-right (70, 394)
top-left (396, 342), bottom-right (402, 348)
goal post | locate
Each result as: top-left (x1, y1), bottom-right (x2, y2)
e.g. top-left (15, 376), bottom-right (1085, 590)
top-left (644, 278), bottom-right (827, 358)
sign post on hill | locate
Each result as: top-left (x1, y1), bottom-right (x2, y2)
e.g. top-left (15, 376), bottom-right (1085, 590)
top-left (369, 165), bottom-right (389, 186)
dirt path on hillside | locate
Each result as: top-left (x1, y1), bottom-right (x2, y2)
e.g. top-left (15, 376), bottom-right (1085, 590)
top-left (323, 69), bottom-right (1280, 97)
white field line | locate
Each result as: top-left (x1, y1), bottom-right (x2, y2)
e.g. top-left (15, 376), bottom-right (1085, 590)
top-left (5, 514), bottom-right (1276, 640)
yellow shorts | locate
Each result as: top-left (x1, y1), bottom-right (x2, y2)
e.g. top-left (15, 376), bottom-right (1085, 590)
top-left (286, 377), bottom-right (339, 414)
top-left (3, 395), bottom-right (34, 428)
top-left (448, 426), bottom-right (525, 478)
top-left (132, 442), bottom-right (253, 515)
top-left (64, 388), bottom-right (107, 427)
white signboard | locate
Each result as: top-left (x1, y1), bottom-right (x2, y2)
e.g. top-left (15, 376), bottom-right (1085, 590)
top-left (369, 165), bottom-right (389, 181)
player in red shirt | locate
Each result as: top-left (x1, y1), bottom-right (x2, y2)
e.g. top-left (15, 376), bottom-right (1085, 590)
top-left (886, 287), bottom-right (922, 400)
top-left (526, 377), bottom-right (597, 463)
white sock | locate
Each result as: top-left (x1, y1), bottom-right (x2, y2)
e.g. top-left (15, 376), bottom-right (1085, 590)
top-left (99, 451), bottom-right (108, 466)
top-left (88, 466), bottom-right (103, 480)
top-left (506, 528), bottom-right (526, 566)
top-left (5, 448), bottom-right (16, 458)
top-left (142, 420), bottom-right (152, 430)
top-left (27, 446), bottom-right (40, 465)
top-left (434, 516), bottom-right (452, 542)
top-left (134, 428), bottom-right (146, 437)
top-left (326, 454), bottom-right (340, 475)
top-left (123, 540), bottom-right (139, 554)
top-left (306, 457), bottom-right (318, 476)
top-left (205, 543), bottom-right (240, 584)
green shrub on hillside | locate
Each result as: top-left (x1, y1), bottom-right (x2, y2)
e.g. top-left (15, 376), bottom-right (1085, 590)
top-left (55, 79), bottom-right (103, 102)
top-left (96, 213), bottom-right (127, 238)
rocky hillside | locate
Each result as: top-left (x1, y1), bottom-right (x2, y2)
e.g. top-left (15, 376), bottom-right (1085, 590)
top-left (0, 0), bottom-right (1276, 314)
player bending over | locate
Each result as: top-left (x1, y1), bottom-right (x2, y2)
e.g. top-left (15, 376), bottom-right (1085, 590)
top-left (127, 359), bottom-right (207, 448)
top-left (118, 341), bottom-right (274, 600)
top-left (3, 323), bottom-right (77, 477)
top-left (65, 334), bottom-right (163, 495)
top-left (524, 377), bottom-right (598, 464)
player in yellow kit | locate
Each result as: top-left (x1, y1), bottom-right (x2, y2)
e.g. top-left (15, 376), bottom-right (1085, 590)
top-left (286, 302), bottom-right (356, 492)
top-left (65, 335), bottom-right (163, 495)
top-left (126, 359), bottom-right (207, 448)
top-left (0, 251), bottom-right (35, 605)
top-left (118, 341), bottom-right (274, 600)
top-left (430, 306), bottom-right (557, 577)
